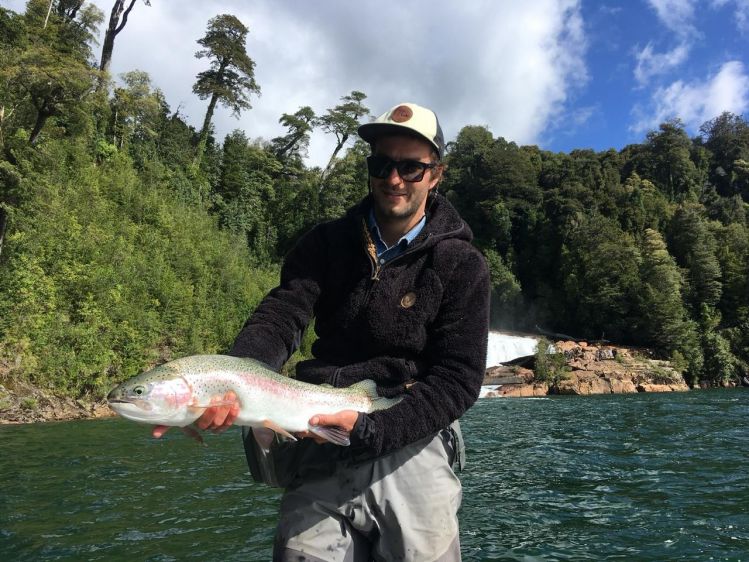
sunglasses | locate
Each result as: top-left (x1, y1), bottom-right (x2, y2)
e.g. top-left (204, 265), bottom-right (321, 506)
top-left (366, 155), bottom-right (438, 182)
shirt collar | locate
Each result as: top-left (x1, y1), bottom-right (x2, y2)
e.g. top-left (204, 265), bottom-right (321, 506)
top-left (367, 208), bottom-right (426, 255)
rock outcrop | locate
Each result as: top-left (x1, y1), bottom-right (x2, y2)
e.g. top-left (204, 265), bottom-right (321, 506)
top-left (484, 340), bottom-right (689, 398)
top-left (0, 381), bottom-right (112, 424)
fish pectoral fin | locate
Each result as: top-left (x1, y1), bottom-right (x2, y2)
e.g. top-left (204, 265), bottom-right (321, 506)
top-left (309, 424), bottom-right (351, 447)
top-left (180, 426), bottom-right (207, 446)
top-left (261, 420), bottom-right (298, 441)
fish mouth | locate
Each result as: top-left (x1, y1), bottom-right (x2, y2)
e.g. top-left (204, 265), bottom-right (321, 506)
top-left (108, 400), bottom-right (160, 423)
top-left (107, 397), bottom-right (153, 411)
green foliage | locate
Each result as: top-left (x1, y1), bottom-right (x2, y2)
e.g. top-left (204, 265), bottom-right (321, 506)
top-left (0, 0), bottom-right (104, 145)
top-left (560, 215), bottom-right (642, 341)
top-left (4, 1), bottom-right (749, 395)
top-left (193, 13), bottom-right (260, 156)
top-left (272, 106), bottom-right (317, 165)
top-left (0, 137), bottom-right (276, 396)
top-left (483, 247), bottom-right (522, 326)
top-left (533, 337), bottom-right (567, 384)
top-left (318, 91), bottom-right (369, 180)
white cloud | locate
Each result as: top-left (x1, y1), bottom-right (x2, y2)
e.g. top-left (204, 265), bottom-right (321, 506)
top-left (631, 61), bottom-right (749, 133)
top-left (634, 42), bottom-right (691, 86)
top-left (633, 1), bottom-right (699, 87)
top-left (646, 0), bottom-right (698, 36)
top-left (4, 0), bottom-right (588, 167)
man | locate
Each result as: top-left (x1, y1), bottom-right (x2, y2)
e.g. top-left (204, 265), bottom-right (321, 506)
top-left (159, 102), bottom-right (490, 561)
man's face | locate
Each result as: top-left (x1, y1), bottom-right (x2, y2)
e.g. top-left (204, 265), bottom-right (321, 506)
top-left (369, 135), bottom-right (441, 226)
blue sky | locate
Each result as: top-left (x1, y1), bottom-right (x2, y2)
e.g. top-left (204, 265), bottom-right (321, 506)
top-left (567, 1), bottom-right (749, 152)
top-left (3, 0), bottom-right (749, 165)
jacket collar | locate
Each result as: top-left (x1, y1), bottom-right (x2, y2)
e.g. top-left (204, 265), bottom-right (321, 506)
top-left (346, 193), bottom-right (473, 252)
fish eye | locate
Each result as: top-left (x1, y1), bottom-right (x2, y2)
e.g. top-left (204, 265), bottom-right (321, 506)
top-left (132, 385), bottom-right (146, 396)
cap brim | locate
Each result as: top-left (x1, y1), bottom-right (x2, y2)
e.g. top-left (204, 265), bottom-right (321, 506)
top-left (358, 122), bottom-right (439, 153)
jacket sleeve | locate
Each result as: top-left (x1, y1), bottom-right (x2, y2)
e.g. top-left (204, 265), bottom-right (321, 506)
top-left (351, 245), bottom-right (491, 456)
top-left (227, 225), bottom-right (326, 371)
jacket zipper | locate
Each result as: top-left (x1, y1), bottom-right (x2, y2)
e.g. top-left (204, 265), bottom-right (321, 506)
top-left (362, 232), bottom-right (435, 305)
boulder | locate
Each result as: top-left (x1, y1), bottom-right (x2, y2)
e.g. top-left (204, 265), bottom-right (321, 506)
top-left (500, 382), bottom-right (549, 397)
top-left (481, 339), bottom-right (689, 398)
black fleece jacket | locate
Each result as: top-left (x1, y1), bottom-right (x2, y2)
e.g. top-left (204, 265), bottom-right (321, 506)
top-left (229, 193), bottom-right (490, 457)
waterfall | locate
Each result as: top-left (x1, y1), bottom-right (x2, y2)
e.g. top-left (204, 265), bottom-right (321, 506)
top-left (485, 331), bottom-right (539, 368)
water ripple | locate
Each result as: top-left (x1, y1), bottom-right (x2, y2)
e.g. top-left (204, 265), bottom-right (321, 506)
top-left (1, 390), bottom-right (748, 560)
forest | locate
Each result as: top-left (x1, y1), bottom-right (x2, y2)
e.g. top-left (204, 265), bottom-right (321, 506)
top-left (1, 1), bottom-right (748, 399)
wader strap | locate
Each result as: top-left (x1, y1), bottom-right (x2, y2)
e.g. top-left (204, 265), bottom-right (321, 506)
top-left (448, 419), bottom-right (466, 471)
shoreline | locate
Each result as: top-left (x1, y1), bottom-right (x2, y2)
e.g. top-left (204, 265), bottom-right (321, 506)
top-left (0, 380), bottom-right (114, 425)
top-left (2, 339), bottom-right (744, 424)
top-left (482, 340), bottom-right (745, 398)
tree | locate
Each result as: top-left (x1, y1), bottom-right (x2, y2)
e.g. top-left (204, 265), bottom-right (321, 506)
top-left (714, 222), bottom-right (749, 327)
top-left (109, 70), bottom-right (163, 150)
top-left (214, 130), bottom-right (280, 262)
top-left (271, 105), bottom-right (316, 164)
top-left (637, 228), bottom-right (698, 365)
top-left (641, 119), bottom-right (701, 200)
top-left (317, 140), bottom-right (369, 222)
top-left (318, 91), bottom-right (369, 181)
top-left (192, 14), bottom-right (260, 159)
top-left (98, 0), bottom-right (150, 85)
top-left (560, 215), bottom-right (642, 341)
top-left (668, 204), bottom-right (722, 310)
top-left (483, 247), bottom-right (522, 328)
top-left (699, 112), bottom-right (749, 197)
top-left (0, 0), bottom-right (103, 145)
top-left (616, 172), bottom-right (672, 234)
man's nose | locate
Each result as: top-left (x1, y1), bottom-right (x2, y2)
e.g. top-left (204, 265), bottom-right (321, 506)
top-left (386, 166), bottom-right (402, 186)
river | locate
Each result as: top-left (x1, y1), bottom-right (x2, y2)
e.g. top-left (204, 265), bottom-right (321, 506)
top-left (1, 389), bottom-right (747, 561)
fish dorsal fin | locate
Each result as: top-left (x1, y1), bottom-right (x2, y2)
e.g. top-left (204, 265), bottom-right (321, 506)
top-left (348, 378), bottom-right (378, 399)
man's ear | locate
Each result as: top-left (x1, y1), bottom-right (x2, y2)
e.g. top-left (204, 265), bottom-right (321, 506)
top-left (429, 164), bottom-right (444, 189)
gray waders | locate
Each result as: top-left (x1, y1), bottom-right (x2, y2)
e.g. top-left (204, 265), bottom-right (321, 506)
top-left (243, 421), bottom-right (466, 561)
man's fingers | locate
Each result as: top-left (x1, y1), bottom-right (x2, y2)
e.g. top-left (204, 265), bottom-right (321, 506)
top-left (195, 407), bottom-right (217, 431)
top-left (196, 391), bottom-right (239, 432)
top-left (223, 402), bottom-right (241, 427)
top-left (152, 425), bottom-right (171, 438)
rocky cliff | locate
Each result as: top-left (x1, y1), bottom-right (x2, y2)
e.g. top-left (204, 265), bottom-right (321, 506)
top-left (483, 340), bottom-right (689, 397)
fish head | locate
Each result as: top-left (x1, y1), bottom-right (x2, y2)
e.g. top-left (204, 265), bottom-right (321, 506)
top-left (107, 364), bottom-right (196, 425)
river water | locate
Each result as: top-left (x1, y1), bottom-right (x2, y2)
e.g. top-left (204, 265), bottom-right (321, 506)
top-left (1, 389), bottom-right (747, 561)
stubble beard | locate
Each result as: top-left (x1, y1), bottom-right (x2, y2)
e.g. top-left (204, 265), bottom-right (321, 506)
top-left (373, 189), bottom-right (427, 224)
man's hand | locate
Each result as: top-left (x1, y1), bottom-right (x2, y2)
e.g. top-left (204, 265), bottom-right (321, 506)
top-left (297, 409), bottom-right (360, 444)
top-left (151, 391), bottom-right (240, 438)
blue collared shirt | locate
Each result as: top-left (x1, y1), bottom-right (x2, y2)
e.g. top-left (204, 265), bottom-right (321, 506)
top-left (367, 209), bottom-right (426, 265)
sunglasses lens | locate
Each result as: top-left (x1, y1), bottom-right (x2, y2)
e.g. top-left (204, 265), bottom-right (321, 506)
top-left (367, 156), bottom-right (393, 179)
top-left (397, 161), bottom-right (426, 182)
top-left (367, 156), bottom-right (432, 182)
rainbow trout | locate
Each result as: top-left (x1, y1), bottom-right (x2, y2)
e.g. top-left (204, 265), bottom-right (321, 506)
top-left (107, 354), bottom-right (402, 446)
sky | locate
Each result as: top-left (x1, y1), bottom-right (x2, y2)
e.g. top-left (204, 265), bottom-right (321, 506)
top-left (3, 0), bottom-right (749, 167)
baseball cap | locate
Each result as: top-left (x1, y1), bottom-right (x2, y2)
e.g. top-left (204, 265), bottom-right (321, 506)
top-left (358, 102), bottom-right (445, 159)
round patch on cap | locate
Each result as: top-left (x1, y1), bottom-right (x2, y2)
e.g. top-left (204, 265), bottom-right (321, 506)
top-left (391, 105), bottom-right (413, 123)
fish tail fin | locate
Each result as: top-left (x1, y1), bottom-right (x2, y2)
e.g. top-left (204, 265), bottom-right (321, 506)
top-left (349, 379), bottom-right (404, 412)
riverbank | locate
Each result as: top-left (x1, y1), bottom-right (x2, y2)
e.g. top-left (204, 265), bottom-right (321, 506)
top-left (483, 340), bottom-right (696, 397)
top-left (1, 339), bottom-right (741, 424)
top-left (0, 380), bottom-right (112, 424)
